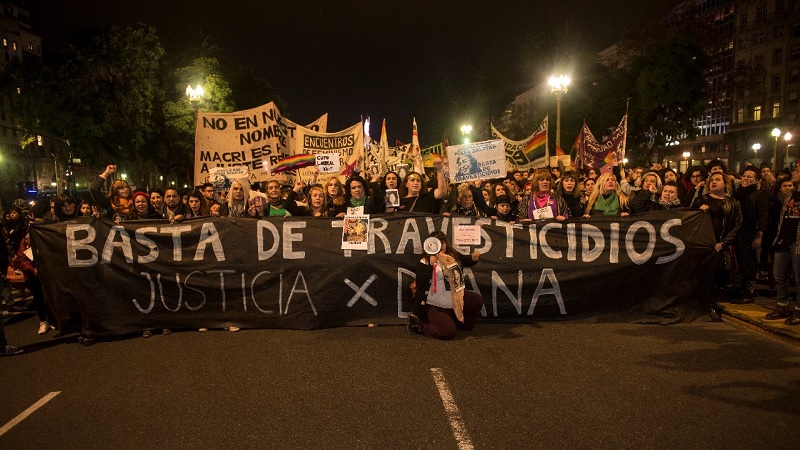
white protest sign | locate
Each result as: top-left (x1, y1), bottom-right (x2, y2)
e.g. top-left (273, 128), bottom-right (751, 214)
top-left (316, 152), bottom-right (341, 174)
top-left (453, 224), bottom-right (481, 246)
top-left (446, 139), bottom-right (507, 183)
top-left (209, 166), bottom-right (250, 192)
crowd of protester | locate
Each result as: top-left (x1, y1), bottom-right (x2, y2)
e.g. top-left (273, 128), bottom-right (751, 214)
top-left (3, 154), bottom-right (800, 352)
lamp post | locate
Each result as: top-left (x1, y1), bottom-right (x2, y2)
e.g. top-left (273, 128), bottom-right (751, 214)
top-left (784, 131), bottom-right (793, 169)
top-left (186, 83), bottom-right (204, 125)
top-left (753, 142), bottom-right (761, 164)
top-left (682, 151), bottom-right (691, 173)
top-left (772, 127), bottom-right (781, 170)
top-left (548, 75), bottom-right (571, 151)
top-left (460, 124), bottom-right (473, 144)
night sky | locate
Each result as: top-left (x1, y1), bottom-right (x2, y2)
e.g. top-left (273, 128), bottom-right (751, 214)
top-left (26, 0), bottom-right (678, 145)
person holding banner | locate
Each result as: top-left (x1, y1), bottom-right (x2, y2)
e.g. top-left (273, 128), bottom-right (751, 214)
top-left (694, 172), bottom-right (742, 320)
top-left (163, 188), bottom-right (187, 223)
top-left (555, 171), bottom-right (584, 218)
top-left (630, 172), bottom-right (663, 214)
top-left (184, 191), bottom-right (206, 219)
top-left (517, 168), bottom-right (569, 222)
top-left (130, 192), bottom-right (163, 220)
top-left (399, 158), bottom-right (448, 213)
top-left (286, 184), bottom-right (333, 218)
top-left (90, 164), bottom-right (135, 222)
top-left (338, 174), bottom-right (385, 216)
top-left (583, 173), bottom-right (630, 218)
top-left (219, 179), bottom-right (260, 218)
top-left (407, 232), bottom-right (483, 340)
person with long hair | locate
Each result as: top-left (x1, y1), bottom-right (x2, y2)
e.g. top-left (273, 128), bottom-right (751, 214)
top-left (90, 164), bottom-right (135, 222)
top-left (407, 231), bottom-right (484, 340)
top-left (324, 177), bottom-right (346, 212)
top-left (583, 173), bottom-right (630, 217)
top-left (184, 191), bottom-right (205, 219)
top-left (382, 171), bottom-right (401, 213)
top-left (555, 170), bottom-right (583, 218)
top-left (219, 179), bottom-right (260, 217)
top-left (398, 157), bottom-right (448, 213)
top-left (338, 174), bottom-right (385, 216)
top-left (517, 168), bottom-right (569, 221)
top-left (287, 184), bottom-right (332, 217)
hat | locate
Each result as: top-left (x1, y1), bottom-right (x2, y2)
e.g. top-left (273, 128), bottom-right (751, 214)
top-left (132, 191), bottom-right (150, 201)
top-left (496, 195), bottom-right (511, 205)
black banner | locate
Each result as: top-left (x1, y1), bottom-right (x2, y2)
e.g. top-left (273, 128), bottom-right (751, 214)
top-left (29, 211), bottom-right (715, 335)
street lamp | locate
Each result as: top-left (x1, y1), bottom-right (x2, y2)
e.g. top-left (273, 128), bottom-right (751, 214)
top-left (460, 124), bottom-right (473, 144)
top-left (785, 131), bottom-right (793, 168)
top-left (548, 74), bottom-right (571, 150)
top-left (682, 151), bottom-right (691, 172)
top-left (753, 142), bottom-right (761, 163)
top-left (186, 84), bottom-right (204, 127)
top-left (772, 127), bottom-right (781, 170)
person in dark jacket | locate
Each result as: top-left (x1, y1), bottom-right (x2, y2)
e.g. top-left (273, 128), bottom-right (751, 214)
top-left (555, 171), bottom-right (583, 218)
top-left (693, 172), bottom-right (743, 320)
top-left (336, 174), bottom-right (385, 216)
top-left (731, 165), bottom-right (770, 302)
top-left (630, 171), bottom-right (663, 214)
top-left (407, 231), bottom-right (483, 340)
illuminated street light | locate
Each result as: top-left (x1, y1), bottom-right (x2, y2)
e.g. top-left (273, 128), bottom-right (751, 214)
top-left (752, 142), bottom-right (761, 163)
top-left (785, 132), bottom-right (793, 168)
top-left (461, 124), bottom-right (473, 144)
top-left (548, 75), bottom-right (571, 150)
top-left (186, 84), bottom-right (204, 102)
top-left (772, 127), bottom-right (781, 170)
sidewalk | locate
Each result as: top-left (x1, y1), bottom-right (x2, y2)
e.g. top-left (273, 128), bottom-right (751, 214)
top-left (716, 289), bottom-right (800, 347)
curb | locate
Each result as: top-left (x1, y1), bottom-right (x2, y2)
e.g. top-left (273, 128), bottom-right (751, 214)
top-left (716, 299), bottom-right (800, 346)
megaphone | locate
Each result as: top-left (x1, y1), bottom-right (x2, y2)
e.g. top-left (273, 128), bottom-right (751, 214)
top-left (423, 237), bottom-right (442, 255)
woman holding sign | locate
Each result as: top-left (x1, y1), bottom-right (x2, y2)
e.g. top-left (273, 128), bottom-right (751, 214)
top-left (516, 168), bottom-right (569, 222)
top-left (407, 232), bottom-right (483, 340)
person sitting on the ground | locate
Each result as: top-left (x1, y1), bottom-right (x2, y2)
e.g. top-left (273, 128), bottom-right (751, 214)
top-left (407, 231), bottom-right (484, 340)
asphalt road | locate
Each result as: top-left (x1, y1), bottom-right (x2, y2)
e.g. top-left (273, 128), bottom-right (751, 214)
top-left (2, 315), bottom-right (799, 449)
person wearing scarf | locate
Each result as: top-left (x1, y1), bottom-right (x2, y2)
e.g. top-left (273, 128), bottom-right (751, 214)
top-left (90, 164), bottom-right (135, 221)
top-left (219, 179), bottom-right (259, 217)
top-left (335, 174), bottom-right (385, 217)
top-left (407, 232), bottom-right (484, 340)
top-left (583, 172), bottom-right (630, 218)
top-left (516, 168), bottom-right (569, 222)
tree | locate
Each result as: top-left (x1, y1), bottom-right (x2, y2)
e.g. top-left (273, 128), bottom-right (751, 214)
top-left (627, 32), bottom-right (709, 164)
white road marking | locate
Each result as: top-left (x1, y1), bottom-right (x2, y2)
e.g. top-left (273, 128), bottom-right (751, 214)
top-left (0, 391), bottom-right (61, 437)
top-left (431, 368), bottom-right (474, 450)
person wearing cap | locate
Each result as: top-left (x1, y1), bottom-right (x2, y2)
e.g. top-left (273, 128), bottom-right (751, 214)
top-left (493, 195), bottom-right (518, 223)
top-left (130, 191), bottom-right (163, 220)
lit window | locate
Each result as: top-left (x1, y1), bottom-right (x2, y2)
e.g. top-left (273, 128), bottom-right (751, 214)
top-left (2, 38), bottom-right (6, 47)
top-left (773, 102), bottom-right (781, 117)
top-left (737, 108), bottom-right (745, 123)
top-left (754, 106), bottom-right (762, 121)
top-left (12, 41), bottom-right (16, 51)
